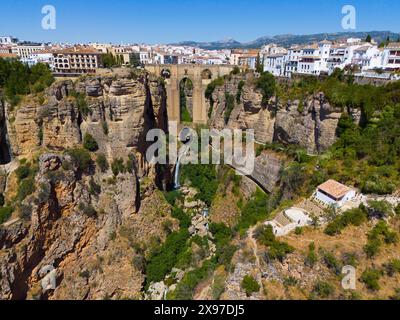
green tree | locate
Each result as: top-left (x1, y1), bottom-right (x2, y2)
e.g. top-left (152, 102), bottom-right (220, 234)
top-left (83, 133), bottom-right (99, 152)
top-left (96, 153), bottom-right (109, 172)
top-left (241, 275), bottom-right (260, 296)
top-left (365, 35), bottom-right (372, 43)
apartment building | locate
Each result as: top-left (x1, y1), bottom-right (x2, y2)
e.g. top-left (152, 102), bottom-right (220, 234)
top-left (52, 47), bottom-right (102, 75)
top-left (383, 42), bottom-right (400, 71)
top-left (230, 49), bottom-right (260, 69)
top-left (12, 43), bottom-right (46, 58)
top-left (0, 36), bottom-right (18, 45)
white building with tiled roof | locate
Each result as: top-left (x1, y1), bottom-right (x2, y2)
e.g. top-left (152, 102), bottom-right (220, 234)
top-left (315, 179), bottom-right (356, 208)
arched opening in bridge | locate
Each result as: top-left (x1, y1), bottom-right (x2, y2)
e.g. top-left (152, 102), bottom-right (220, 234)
top-left (201, 69), bottom-right (212, 80)
top-left (179, 77), bottom-right (193, 123)
top-left (160, 68), bottom-right (171, 79)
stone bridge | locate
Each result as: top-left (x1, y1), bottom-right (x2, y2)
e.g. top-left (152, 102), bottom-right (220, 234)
top-left (145, 64), bottom-right (236, 124)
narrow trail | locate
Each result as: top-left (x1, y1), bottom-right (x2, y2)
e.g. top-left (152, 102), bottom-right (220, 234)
top-left (248, 226), bottom-right (261, 270)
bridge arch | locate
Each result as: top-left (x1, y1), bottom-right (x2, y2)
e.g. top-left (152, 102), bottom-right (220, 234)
top-left (145, 64), bottom-right (237, 124)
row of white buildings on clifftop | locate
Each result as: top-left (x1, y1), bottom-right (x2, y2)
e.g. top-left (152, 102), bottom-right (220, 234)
top-left (263, 38), bottom-right (400, 78)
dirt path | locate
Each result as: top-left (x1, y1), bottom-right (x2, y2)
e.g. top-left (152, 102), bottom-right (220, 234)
top-left (248, 226), bottom-right (261, 270)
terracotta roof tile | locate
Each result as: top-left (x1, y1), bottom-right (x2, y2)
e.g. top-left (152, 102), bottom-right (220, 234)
top-left (317, 179), bottom-right (352, 200)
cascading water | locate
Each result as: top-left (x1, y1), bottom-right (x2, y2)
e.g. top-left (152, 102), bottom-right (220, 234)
top-left (174, 145), bottom-right (188, 189)
top-left (174, 127), bottom-right (192, 190)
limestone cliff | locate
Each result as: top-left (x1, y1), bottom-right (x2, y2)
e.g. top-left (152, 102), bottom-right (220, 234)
top-left (0, 72), bottom-right (175, 300)
top-left (208, 74), bottom-right (343, 154)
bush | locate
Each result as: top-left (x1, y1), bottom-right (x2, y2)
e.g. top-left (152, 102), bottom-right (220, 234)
top-left (305, 242), bottom-right (318, 267)
top-left (395, 204), bottom-right (400, 215)
top-left (66, 148), bottom-right (92, 172)
top-left (256, 72), bottom-right (276, 105)
top-left (17, 177), bottom-right (35, 201)
top-left (96, 153), bottom-right (109, 172)
top-left (383, 259), bottom-right (400, 277)
top-left (145, 229), bottom-right (190, 286)
top-left (111, 158), bottom-right (125, 176)
top-left (324, 207), bottom-right (368, 236)
top-left (164, 190), bottom-right (182, 207)
top-left (321, 251), bottom-right (342, 275)
top-left (0, 206), bottom-right (13, 224)
top-left (89, 178), bottom-right (101, 195)
top-left (180, 164), bottom-right (218, 206)
top-left (360, 269), bottom-right (382, 291)
top-left (0, 193), bottom-right (4, 207)
top-left (241, 275), bottom-right (260, 296)
top-left (15, 164), bottom-right (32, 181)
top-left (170, 260), bottom-right (215, 300)
top-left (255, 225), bottom-right (294, 261)
top-left (294, 227), bottom-right (303, 235)
top-left (313, 281), bottom-right (334, 298)
top-left (78, 202), bottom-right (97, 218)
top-left (364, 221), bottom-right (398, 258)
top-left (236, 189), bottom-right (269, 233)
top-left (83, 133), bottom-right (99, 152)
top-left (367, 200), bottom-right (393, 219)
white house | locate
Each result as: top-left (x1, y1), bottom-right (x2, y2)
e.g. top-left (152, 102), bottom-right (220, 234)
top-left (315, 179), bottom-right (356, 208)
top-left (265, 208), bottom-right (312, 237)
top-left (382, 42), bottom-right (400, 71)
top-left (264, 53), bottom-right (286, 76)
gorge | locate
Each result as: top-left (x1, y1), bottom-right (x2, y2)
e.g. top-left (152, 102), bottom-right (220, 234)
top-left (1, 61), bottom-right (400, 300)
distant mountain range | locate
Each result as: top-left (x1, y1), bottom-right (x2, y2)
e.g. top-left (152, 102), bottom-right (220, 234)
top-left (171, 31), bottom-right (400, 49)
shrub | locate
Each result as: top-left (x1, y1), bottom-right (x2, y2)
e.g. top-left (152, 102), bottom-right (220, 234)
top-left (78, 202), bottom-right (97, 218)
top-left (367, 200), bottom-right (393, 219)
top-left (324, 207), bottom-right (368, 236)
top-left (145, 228), bottom-right (190, 286)
top-left (15, 164), bottom-right (31, 181)
top-left (66, 148), bottom-right (92, 172)
top-left (360, 269), bottom-right (382, 291)
top-left (89, 178), bottom-right (101, 195)
top-left (322, 251), bottom-right (342, 275)
top-left (164, 190), bottom-right (182, 207)
top-left (294, 227), bottom-right (303, 235)
top-left (255, 224), bottom-right (294, 261)
top-left (395, 204), bottom-right (400, 216)
top-left (383, 259), bottom-right (400, 277)
top-left (102, 121), bottom-right (109, 135)
top-left (305, 242), bottom-right (318, 267)
top-left (364, 221), bottom-right (398, 258)
top-left (0, 206), bottom-right (13, 224)
top-left (241, 275), bottom-right (260, 296)
top-left (180, 164), bottom-right (218, 206)
top-left (96, 153), bottom-right (109, 172)
top-left (283, 276), bottom-right (298, 287)
top-left (313, 281), bottom-right (334, 298)
top-left (111, 158), bottom-right (125, 176)
top-left (83, 133), bottom-right (99, 152)
top-left (256, 71), bottom-right (276, 105)
top-left (17, 177), bottom-right (35, 201)
top-left (0, 193), bottom-right (4, 207)
top-left (236, 189), bottom-right (269, 233)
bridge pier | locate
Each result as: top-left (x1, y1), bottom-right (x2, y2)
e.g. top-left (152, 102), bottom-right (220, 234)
top-left (145, 64), bottom-right (235, 125)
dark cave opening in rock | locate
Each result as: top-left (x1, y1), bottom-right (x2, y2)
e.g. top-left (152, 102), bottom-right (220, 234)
top-left (0, 109), bottom-right (12, 165)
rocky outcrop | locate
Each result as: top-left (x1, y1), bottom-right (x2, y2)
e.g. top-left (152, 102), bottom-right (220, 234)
top-left (273, 95), bottom-right (342, 154)
top-left (8, 73), bottom-right (167, 166)
top-left (209, 76), bottom-right (343, 154)
top-left (252, 151), bottom-right (284, 193)
top-left (0, 72), bottom-right (173, 300)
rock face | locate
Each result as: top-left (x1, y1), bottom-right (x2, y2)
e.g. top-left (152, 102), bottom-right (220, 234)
top-left (0, 72), bottom-right (174, 300)
top-left (8, 73), bottom-right (168, 169)
top-left (252, 151), bottom-right (283, 193)
top-left (209, 75), bottom-right (343, 154)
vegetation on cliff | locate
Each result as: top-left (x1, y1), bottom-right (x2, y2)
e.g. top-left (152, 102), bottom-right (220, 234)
top-left (0, 58), bottom-right (54, 106)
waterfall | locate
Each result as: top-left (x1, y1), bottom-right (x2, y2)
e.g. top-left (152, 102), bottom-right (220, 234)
top-left (174, 145), bottom-right (188, 189)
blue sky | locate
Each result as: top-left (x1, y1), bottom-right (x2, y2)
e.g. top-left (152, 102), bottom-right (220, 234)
top-left (0, 0), bottom-right (399, 44)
